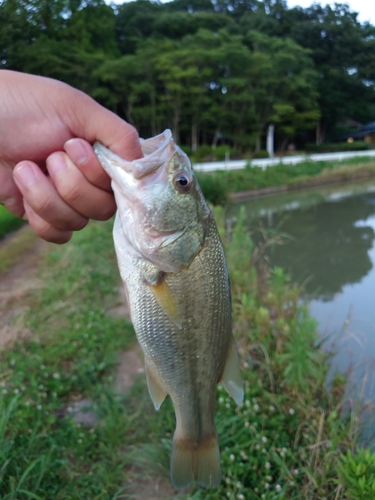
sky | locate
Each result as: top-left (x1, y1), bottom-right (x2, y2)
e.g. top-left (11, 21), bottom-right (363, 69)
top-left (286, 0), bottom-right (375, 26)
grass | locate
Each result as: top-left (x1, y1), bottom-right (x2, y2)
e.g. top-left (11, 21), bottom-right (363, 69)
top-left (196, 157), bottom-right (375, 205)
top-left (0, 210), bottom-right (372, 499)
top-left (126, 208), bottom-right (362, 499)
top-left (0, 225), bottom-right (38, 274)
top-left (0, 220), bottom-right (137, 499)
top-left (0, 206), bottom-right (24, 240)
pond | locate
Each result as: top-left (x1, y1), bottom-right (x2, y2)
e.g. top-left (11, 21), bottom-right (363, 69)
top-left (228, 178), bottom-right (375, 412)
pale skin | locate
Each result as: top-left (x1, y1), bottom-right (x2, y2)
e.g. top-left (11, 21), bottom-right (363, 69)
top-left (0, 70), bottom-right (142, 243)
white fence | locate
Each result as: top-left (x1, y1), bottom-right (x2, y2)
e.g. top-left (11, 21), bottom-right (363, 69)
top-left (193, 150), bottom-right (375, 172)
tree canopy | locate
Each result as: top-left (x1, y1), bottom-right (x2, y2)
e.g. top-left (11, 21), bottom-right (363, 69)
top-left (1, 0), bottom-right (374, 152)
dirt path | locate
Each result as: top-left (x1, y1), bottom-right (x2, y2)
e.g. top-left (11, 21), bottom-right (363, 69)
top-left (0, 227), bottom-right (176, 498)
top-left (0, 226), bottom-right (48, 349)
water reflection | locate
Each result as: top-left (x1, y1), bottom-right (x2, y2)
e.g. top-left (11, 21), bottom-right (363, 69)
top-left (229, 180), bottom-right (375, 299)
top-left (264, 195), bottom-right (375, 298)
top-left (229, 178), bottom-right (375, 414)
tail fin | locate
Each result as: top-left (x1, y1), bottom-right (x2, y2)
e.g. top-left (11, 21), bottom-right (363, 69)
top-left (170, 434), bottom-right (221, 490)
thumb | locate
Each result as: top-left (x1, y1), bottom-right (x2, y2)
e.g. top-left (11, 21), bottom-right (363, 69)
top-left (63, 89), bottom-right (143, 161)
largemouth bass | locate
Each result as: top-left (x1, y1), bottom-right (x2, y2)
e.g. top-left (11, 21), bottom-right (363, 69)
top-left (94, 130), bottom-right (243, 489)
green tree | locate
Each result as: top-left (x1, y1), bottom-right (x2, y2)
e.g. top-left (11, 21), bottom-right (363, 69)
top-left (281, 3), bottom-right (375, 142)
top-left (115, 0), bottom-right (162, 55)
top-left (242, 31), bottom-right (320, 150)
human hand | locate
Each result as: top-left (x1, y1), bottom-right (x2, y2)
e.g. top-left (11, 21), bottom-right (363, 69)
top-left (0, 70), bottom-right (142, 243)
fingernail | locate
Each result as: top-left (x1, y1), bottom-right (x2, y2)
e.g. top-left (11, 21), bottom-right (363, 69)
top-left (14, 164), bottom-right (36, 187)
top-left (48, 153), bottom-right (67, 175)
top-left (64, 139), bottom-right (88, 165)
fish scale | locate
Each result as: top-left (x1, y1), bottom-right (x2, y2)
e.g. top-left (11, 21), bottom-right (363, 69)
top-left (94, 130), bottom-right (243, 489)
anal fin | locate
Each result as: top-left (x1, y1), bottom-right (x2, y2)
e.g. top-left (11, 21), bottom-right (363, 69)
top-left (145, 360), bottom-right (168, 411)
top-left (220, 336), bottom-right (244, 405)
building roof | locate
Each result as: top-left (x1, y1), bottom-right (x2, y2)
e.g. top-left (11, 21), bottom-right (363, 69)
top-left (345, 121), bottom-right (375, 140)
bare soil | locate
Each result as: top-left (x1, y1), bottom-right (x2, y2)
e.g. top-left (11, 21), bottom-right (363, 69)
top-left (0, 227), bottom-right (176, 498)
top-left (0, 226), bottom-right (47, 349)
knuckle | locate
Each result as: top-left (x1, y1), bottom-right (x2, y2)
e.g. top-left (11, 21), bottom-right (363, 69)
top-left (32, 193), bottom-right (56, 215)
top-left (58, 181), bottom-right (83, 207)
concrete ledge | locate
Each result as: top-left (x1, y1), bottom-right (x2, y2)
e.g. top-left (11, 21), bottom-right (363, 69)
top-left (194, 150), bottom-right (375, 172)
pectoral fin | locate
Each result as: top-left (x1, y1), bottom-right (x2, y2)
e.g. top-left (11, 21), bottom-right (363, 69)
top-left (149, 278), bottom-right (182, 329)
top-left (220, 336), bottom-right (244, 405)
top-left (145, 360), bottom-right (168, 411)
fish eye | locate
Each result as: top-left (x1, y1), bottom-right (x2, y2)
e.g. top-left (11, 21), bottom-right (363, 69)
top-left (174, 172), bottom-right (192, 193)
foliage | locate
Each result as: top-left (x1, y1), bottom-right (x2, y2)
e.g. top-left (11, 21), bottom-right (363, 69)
top-left (213, 145), bottom-right (237, 161)
top-left (1, 209), bottom-right (374, 498)
top-left (196, 171), bottom-right (230, 205)
top-left (337, 449), bottom-right (375, 499)
top-left (0, 206), bottom-right (24, 239)
top-left (2, 0), bottom-right (374, 150)
top-left (253, 150), bottom-right (269, 159)
top-left (195, 157), bottom-right (375, 200)
top-left (305, 141), bottom-right (371, 152)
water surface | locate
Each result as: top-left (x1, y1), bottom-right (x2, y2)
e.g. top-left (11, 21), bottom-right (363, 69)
top-left (229, 178), bottom-right (375, 406)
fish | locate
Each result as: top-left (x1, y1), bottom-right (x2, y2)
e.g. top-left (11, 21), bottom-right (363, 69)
top-left (94, 129), bottom-right (243, 490)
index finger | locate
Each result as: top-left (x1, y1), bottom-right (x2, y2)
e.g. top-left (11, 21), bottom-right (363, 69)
top-left (60, 89), bottom-right (143, 161)
top-left (63, 138), bottom-right (112, 192)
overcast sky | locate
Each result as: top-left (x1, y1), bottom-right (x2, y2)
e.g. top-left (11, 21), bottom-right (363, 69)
top-left (286, 1), bottom-right (375, 25)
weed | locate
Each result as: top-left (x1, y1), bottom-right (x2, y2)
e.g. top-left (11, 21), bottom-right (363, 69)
top-left (0, 211), bottom-right (372, 499)
top-left (126, 208), bottom-right (362, 499)
top-left (0, 221), bottom-right (136, 498)
top-left (338, 449), bottom-right (375, 498)
top-left (197, 158), bottom-right (375, 202)
top-left (196, 172), bottom-right (230, 206)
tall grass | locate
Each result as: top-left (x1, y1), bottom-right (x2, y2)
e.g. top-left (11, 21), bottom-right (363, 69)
top-left (126, 207), bottom-right (366, 498)
top-left (0, 212), bottom-right (372, 498)
top-left (0, 220), bottom-right (136, 499)
top-left (196, 157), bottom-right (375, 205)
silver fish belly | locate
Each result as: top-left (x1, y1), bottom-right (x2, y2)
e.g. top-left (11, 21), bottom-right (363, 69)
top-left (94, 130), bottom-right (243, 489)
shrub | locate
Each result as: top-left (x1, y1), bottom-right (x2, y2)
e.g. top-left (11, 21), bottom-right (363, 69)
top-left (213, 145), bottom-right (237, 161)
top-left (193, 144), bottom-right (214, 161)
top-left (252, 150), bottom-right (269, 159)
top-left (180, 145), bottom-right (192, 157)
top-left (195, 172), bottom-right (230, 206)
top-left (305, 141), bottom-right (370, 153)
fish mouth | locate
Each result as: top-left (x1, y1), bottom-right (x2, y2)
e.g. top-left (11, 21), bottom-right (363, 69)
top-left (94, 130), bottom-right (179, 180)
